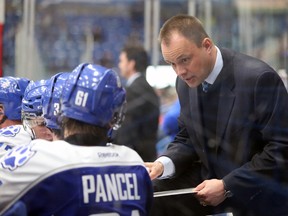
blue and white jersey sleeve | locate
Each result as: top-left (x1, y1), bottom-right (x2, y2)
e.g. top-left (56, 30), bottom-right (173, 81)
top-left (0, 140), bottom-right (153, 215)
top-left (0, 125), bottom-right (32, 158)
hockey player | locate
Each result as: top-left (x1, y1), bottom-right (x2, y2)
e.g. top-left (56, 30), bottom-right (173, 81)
top-left (42, 72), bottom-right (69, 140)
top-left (0, 76), bottom-right (31, 158)
top-left (0, 63), bottom-right (153, 215)
top-left (21, 79), bottom-right (53, 141)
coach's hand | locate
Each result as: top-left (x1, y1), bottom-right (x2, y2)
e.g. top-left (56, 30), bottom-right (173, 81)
top-left (144, 161), bottom-right (164, 180)
top-left (195, 179), bottom-right (226, 206)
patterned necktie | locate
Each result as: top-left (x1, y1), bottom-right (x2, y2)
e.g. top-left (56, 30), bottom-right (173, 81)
top-left (202, 81), bottom-right (210, 93)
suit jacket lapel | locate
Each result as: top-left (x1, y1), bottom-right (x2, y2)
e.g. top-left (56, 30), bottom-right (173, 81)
top-left (216, 50), bottom-right (235, 151)
top-left (216, 77), bottom-right (235, 141)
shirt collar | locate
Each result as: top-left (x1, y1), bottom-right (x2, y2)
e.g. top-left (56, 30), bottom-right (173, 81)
top-left (205, 46), bottom-right (223, 85)
top-left (126, 72), bottom-right (141, 87)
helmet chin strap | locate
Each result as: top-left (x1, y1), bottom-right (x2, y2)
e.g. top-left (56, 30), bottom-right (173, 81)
top-left (22, 122), bottom-right (36, 140)
top-left (30, 128), bottom-right (36, 140)
top-left (107, 128), bottom-right (113, 142)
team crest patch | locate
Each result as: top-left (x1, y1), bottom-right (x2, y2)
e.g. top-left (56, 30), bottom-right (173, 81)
top-left (1, 144), bottom-right (36, 171)
top-left (0, 125), bottom-right (21, 137)
top-left (0, 80), bottom-right (11, 89)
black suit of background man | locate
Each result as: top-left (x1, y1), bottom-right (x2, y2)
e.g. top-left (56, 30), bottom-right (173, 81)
top-left (113, 45), bottom-right (160, 162)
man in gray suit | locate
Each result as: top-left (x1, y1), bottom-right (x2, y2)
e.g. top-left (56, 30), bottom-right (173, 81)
top-left (146, 14), bottom-right (288, 216)
top-left (113, 45), bottom-right (160, 162)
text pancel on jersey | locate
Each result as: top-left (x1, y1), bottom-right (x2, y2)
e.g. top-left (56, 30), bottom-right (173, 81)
top-left (0, 140), bottom-right (153, 216)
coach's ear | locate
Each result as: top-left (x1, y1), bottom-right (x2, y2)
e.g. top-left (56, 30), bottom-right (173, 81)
top-left (202, 37), bottom-right (213, 53)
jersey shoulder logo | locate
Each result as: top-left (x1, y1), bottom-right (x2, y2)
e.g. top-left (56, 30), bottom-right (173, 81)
top-left (1, 144), bottom-right (36, 171)
top-left (0, 125), bottom-right (21, 137)
top-left (1, 79), bottom-right (10, 88)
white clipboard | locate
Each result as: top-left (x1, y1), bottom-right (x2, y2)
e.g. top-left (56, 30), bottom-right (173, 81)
top-left (153, 187), bottom-right (198, 197)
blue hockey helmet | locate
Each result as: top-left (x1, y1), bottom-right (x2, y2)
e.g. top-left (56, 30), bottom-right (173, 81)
top-left (0, 76), bottom-right (30, 120)
top-left (60, 63), bottom-right (126, 128)
top-left (22, 79), bottom-right (48, 116)
top-left (43, 72), bottom-right (70, 129)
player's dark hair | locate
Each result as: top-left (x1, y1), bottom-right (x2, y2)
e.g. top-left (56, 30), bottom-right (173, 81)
top-left (61, 117), bottom-right (109, 146)
top-left (51, 128), bottom-right (63, 140)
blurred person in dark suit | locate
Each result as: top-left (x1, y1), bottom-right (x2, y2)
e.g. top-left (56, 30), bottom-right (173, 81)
top-left (113, 45), bottom-right (160, 162)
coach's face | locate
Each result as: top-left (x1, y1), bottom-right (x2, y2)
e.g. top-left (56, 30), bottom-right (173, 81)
top-left (161, 32), bottom-right (214, 88)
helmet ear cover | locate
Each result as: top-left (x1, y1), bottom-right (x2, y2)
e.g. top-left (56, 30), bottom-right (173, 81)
top-left (110, 101), bottom-right (126, 130)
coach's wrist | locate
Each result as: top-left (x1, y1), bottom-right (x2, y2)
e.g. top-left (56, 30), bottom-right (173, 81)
top-left (156, 156), bottom-right (175, 179)
top-left (222, 179), bottom-right (233, 198)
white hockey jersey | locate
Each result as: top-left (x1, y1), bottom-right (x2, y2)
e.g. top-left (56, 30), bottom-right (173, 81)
top-left (0, 140), bottom-right (153, 216)
top-left (0, 125), bottom-right (32, 158)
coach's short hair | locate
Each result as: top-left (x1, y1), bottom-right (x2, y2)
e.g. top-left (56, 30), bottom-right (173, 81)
top-left (159, 14), bottom-right (209, 47)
